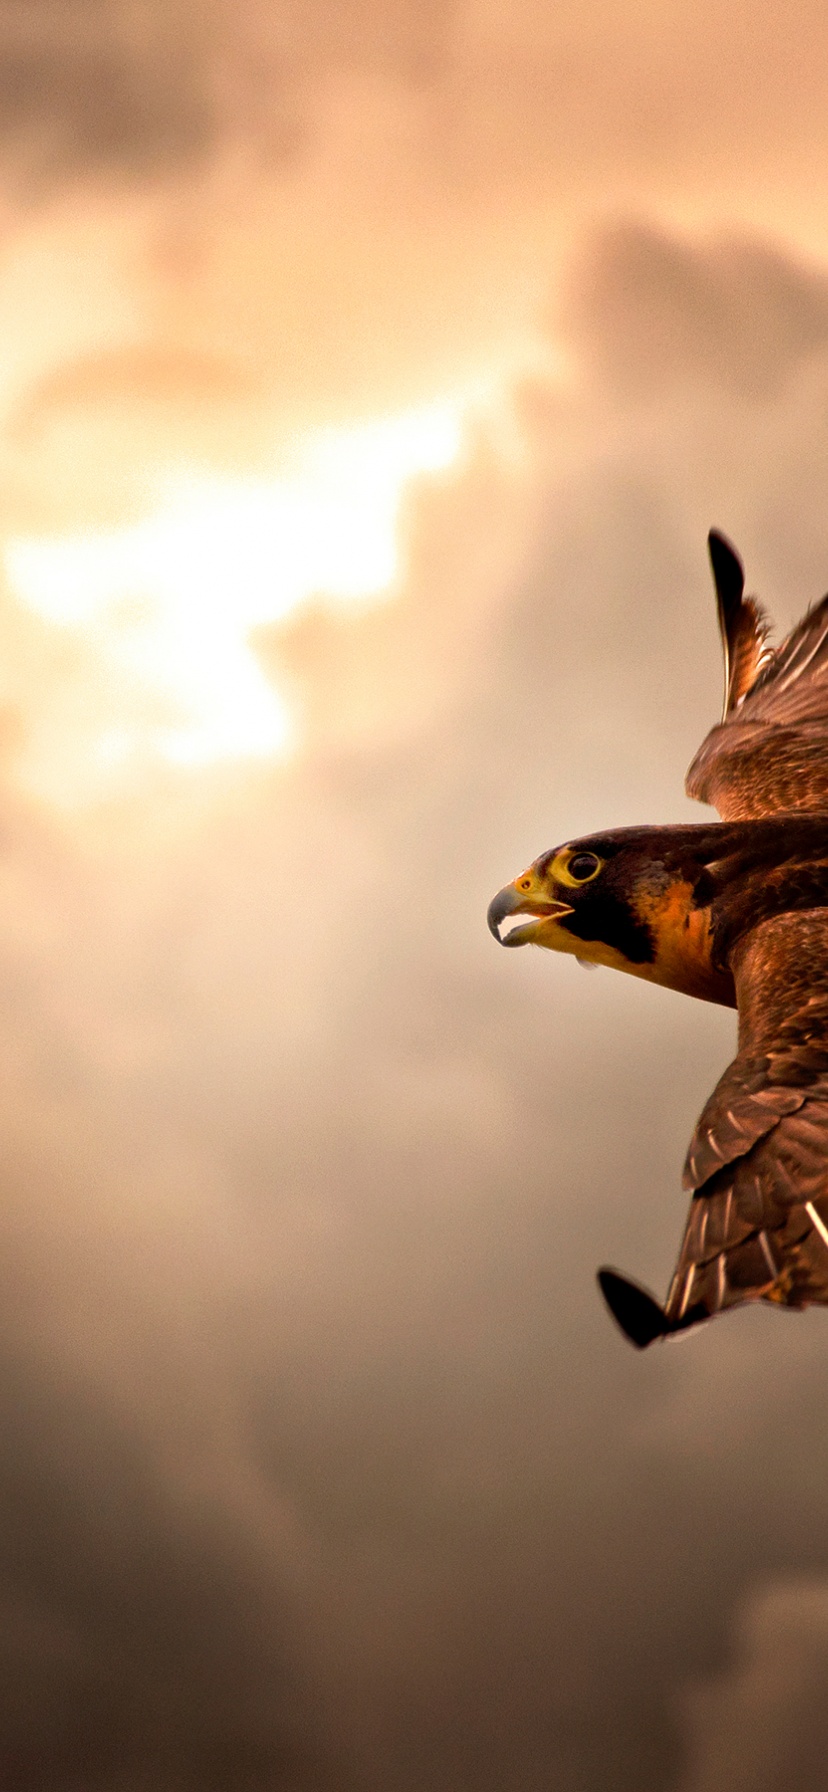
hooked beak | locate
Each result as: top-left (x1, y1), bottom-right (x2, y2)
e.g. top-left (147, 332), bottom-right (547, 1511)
top-left (487, 881), bottom-right (574, 947)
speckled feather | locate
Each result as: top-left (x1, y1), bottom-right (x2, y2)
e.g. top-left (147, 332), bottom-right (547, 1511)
top-left (665, 911), bottom-right (828, 1327)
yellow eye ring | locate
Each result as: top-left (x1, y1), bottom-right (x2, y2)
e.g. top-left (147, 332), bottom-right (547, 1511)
top-left (550, 848), bottom-right (603, 888)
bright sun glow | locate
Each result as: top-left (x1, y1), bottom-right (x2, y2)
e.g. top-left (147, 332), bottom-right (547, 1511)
top-left (4, 400), bottom-right (465, 789)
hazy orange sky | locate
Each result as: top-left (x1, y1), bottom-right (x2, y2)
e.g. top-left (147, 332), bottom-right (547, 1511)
top-left (4, 5), bottom-right (828, 1789)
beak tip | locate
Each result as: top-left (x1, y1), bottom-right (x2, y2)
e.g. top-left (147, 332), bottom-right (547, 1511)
top-left (487, 880), bottom-right (574, 946)
top-left (487, 885), bottom-right (515, 943)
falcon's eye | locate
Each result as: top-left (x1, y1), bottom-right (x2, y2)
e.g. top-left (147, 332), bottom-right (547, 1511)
top-left (566, 852), bottom-right (601, 882)
top-left (547, 846), bottom-right (604, 887)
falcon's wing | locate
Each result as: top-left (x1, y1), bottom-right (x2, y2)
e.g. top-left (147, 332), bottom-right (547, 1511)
top-left (599, 910), bottom-right (828, 1346)
top-left (686, 531), bottom-right (828, 818)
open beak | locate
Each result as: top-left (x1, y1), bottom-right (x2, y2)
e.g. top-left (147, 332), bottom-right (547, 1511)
top-left (487, 881), bottom-right (573, 947)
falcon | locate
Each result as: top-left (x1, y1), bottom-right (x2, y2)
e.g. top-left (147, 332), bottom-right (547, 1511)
top-left (487, 532), bottom-right (828, 1345)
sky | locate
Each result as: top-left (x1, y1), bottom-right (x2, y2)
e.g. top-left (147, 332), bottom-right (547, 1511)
top-left (4, 4), bottom-right (828, 1789)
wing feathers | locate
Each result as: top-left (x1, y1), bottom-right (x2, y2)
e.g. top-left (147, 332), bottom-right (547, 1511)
top-left (681, 1084), bottom-right (805, 1190)
top-left (662, 920), bottom-right (828, 1338)
top-left (665, 1168), bottom-right (828, 1333)
top-left (687, 535), bottom-right (828, 817)
top-left (747, 595), bottom-right (828, 721)
top-left (708, 530), bottom-right (774, 718)
top-left (602, 918), bottom-right (828, 1346)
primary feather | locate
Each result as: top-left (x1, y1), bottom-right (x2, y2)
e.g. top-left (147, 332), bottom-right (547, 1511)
top-left (687, 531), bottom-right (828, 818)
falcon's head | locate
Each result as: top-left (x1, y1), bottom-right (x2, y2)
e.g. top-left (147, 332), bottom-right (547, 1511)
top-left (487, 826), bottom-right (737, 1007)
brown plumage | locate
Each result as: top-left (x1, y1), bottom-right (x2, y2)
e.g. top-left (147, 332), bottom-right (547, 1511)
top-left (488, 532), bottom-right (828, 1346)
top-left (687, 532), bottom-right (828, 818)
top-left (659, 911), bottom-right (828, 1340)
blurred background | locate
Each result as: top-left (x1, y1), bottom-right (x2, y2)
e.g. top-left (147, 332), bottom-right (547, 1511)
top-left (3, 4), bottom-right (828, 1788)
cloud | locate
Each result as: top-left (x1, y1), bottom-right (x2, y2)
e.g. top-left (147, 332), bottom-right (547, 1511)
top-left (0, 3), bottom-right (219, 186)
top-left (2, 11), bottom-right (828, 1784)
top-left (0, 0), bottom-right (455, 194)
top-left (678, 1581), bottom-right (828, 1792)
top-left (560, 223), bottom-right (828, 401)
